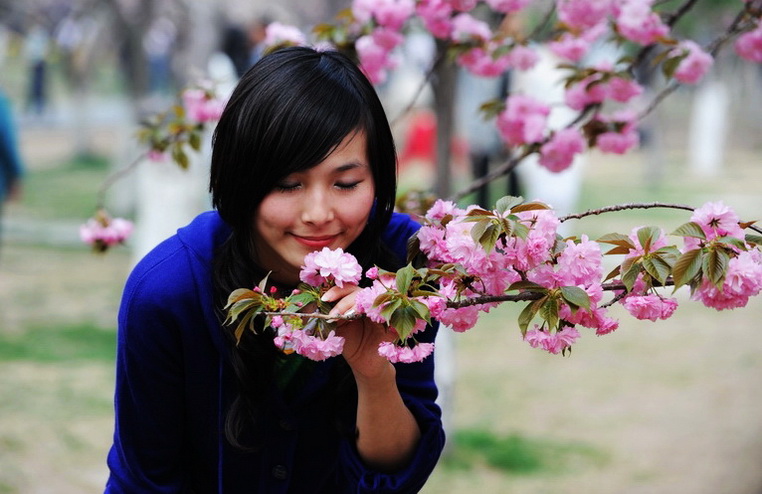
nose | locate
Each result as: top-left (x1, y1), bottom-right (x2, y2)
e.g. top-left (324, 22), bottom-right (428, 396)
top-left (300, 189), bottom-right (335, 225)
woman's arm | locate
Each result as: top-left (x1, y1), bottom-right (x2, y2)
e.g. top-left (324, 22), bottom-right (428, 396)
top-left (324, 287), bottom-right (422, 472)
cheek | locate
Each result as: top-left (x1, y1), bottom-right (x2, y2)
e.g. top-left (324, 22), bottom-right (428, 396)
top-left (254, 196), bottom-right (292, 235)
top-left (346, 189), bottom-right (376, 228)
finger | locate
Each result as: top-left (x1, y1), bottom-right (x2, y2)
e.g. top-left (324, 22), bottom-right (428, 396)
top-left (320, 284), bottom-right (356, 303)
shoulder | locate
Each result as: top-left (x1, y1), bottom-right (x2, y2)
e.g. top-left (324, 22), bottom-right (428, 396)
top-left (381, 212), bottom-right (421, 258)
top-left (121, 211), bottom-right (228, 316)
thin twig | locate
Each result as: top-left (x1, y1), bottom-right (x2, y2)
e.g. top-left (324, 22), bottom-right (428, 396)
top-left (558, 202), bottom-right (696, 222)
top-left (96, 151), bottom-right (148, 208)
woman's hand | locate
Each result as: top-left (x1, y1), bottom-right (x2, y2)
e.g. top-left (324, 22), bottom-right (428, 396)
top-left (321, 284), bottom-right (421, 472)
top-left (321, 284), bottom-right (395, 380)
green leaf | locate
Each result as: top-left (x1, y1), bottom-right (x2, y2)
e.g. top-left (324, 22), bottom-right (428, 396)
top-left (510, 201), bottom-right (550, 213)
top-left (603, 264), bottom-right (621, 282)
top-left (637, 226), bottom-right (660, 253)
top-left (702, 248), bottom-right (729, 289)
top-left (495, 196), bottom-right (524, 215)
top-left (507, 280), bottom-right (547, 292)
top-left (518, 299), bottom-right (543, 336)
top-left (604, 245), bottom-right (634, 255)
top-left (189, 132), bottom-right (202, 151)
top-left (396, 264), bottom-right (416, 294)
top-left (380, 298), bottom-right (404, 321)
top-left (512, 222), bottom-right (530, 240)
top-left (671, 222), bottom-right (706, 240)
top-left (596, 232), bottom-right (635, 248)
top-left (478, 224), bottom-right (500, 254)
top-left (257, 272), bottom-right (271, 293)
top-left (409, 299), bottom-right (431, 321)
top-left (715, 236), bottom-right (747, 250)
top-left (641, 257), bottom-right (666, 285)
top-left (621, 262), bottom-right (641, 292)
top-left (470, 220), bottom-right (490, 245)
top-left (539, 299), bottom-right (559, 331)
top-left (560, 286), bottom-right (591, 310)
top-left (745, 234), bottom-right (762, 246)
top-left (671, 248), bottom-right (703, 290)
top-left (389, 306), bottom-right (419, 340)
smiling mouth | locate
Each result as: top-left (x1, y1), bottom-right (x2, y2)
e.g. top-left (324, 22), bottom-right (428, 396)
top-left (292, 235), bottom-right (338, 249)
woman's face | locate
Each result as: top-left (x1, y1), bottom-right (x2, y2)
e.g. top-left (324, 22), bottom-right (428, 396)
top-left (252, 130), bottom-right (376, 286)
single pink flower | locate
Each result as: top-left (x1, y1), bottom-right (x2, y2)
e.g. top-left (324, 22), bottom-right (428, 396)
top-left (538, 127), bottom-right (586, 172)
top-left (614, 0), bottom-right (669, 45)
top-left (300, 248), bottom-right (362, 288)
top-left (557, 235), bottom-right (603, 286)
top-left (621, 294), bottom-right (678, 321)
top-left (671, 41), bottom-right (713, 84)
top-left (735, 24), bottom-right (762, 63)
top-left (450, 13), bottom-right (492, 42)
top-left (557, 0), bottom-right (613, 30)
top-left (690, 201), bottom-right (745, 240)
top-left (507, 44), bottom-right (539, 71)
top-left (182, 88), bottom-right (225, 123)
top-left (496, 94), bottom-right (550, 146)
top-left (263, 22), bottom-right (307, 47)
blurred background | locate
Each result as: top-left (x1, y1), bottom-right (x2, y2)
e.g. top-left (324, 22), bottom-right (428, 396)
top-left (1, 0), bottom-right (762, 493)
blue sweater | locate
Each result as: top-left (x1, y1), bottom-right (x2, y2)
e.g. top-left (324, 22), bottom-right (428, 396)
top-left (106, 211), bottom-right (445, 493)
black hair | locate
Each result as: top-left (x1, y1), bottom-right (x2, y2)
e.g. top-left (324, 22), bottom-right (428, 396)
top-left (209, 46), bottom-right (399, 448)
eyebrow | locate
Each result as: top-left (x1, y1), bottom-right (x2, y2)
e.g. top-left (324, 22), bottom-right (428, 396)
top-left (334, 162), bottom-right (368, 173)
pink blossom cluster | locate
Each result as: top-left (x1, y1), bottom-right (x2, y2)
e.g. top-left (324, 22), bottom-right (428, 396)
top-left (593, 110), bottom-right (640, 154)
top-left (181, 88), bottom-right (225, 123)
top-left (300, 247), bottom-right (363, 288)
top-left (378, 341), bottom-right (435, 363)
top-left (524, 326), bottom-right (580, 354)
top-left (272, 316), bottom-right (345, 361)
top-left (736, 21), bottom-right (762, 63)
top-left (693, 250), bottom-right (762, 310)
top-left (411, 201), bottom-right (623, 349)
top-left (621, 277), bottom-right (678, 321)
top-left (80, 215), bottom-right (133, 250)
top-left (685, 201), bottom-right (762, 310)
top-left (564, 65), bottom-right (644, 111)
top-left (554, 0), bottom-right (670, 56)
top-left (355, 28), bottom-right (405, 84)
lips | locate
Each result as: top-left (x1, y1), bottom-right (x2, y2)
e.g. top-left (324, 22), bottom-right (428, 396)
top-left (292, 234), bottom-right (339, 249)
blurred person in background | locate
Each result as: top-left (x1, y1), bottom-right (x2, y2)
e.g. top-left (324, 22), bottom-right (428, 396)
top-left (0, 88), bottom-right (25, 256)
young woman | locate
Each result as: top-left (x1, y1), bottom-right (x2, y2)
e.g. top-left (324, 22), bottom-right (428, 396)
top-left (106, 47), bottom-right (445, 493)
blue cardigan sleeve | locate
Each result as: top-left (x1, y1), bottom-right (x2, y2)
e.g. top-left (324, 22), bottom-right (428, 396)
top-left (337, 212), bottom-right (446, 493)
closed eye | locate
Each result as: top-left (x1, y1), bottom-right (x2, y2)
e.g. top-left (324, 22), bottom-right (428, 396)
top-left (336, 181), bottom-right (361, 190)
top-left (274, 182), bottom-right (301, 192)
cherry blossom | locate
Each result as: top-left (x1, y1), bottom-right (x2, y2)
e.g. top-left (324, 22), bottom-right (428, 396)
top-left (181, 88), bottom-right (225, 123)
top-left (671, 41), bottom-right (714, 85)
top-left (735, 23), bottom-right (762, 63)
top-left (300, 247), bottom-right (363, 288)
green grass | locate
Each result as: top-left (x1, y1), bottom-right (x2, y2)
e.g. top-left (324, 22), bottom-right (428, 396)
top-left (0, 323), bottom-right (116, 363)
top-left (443, 428), bottom-right (607, 475)
top-left (19, 154), bottom-right (111, 221)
